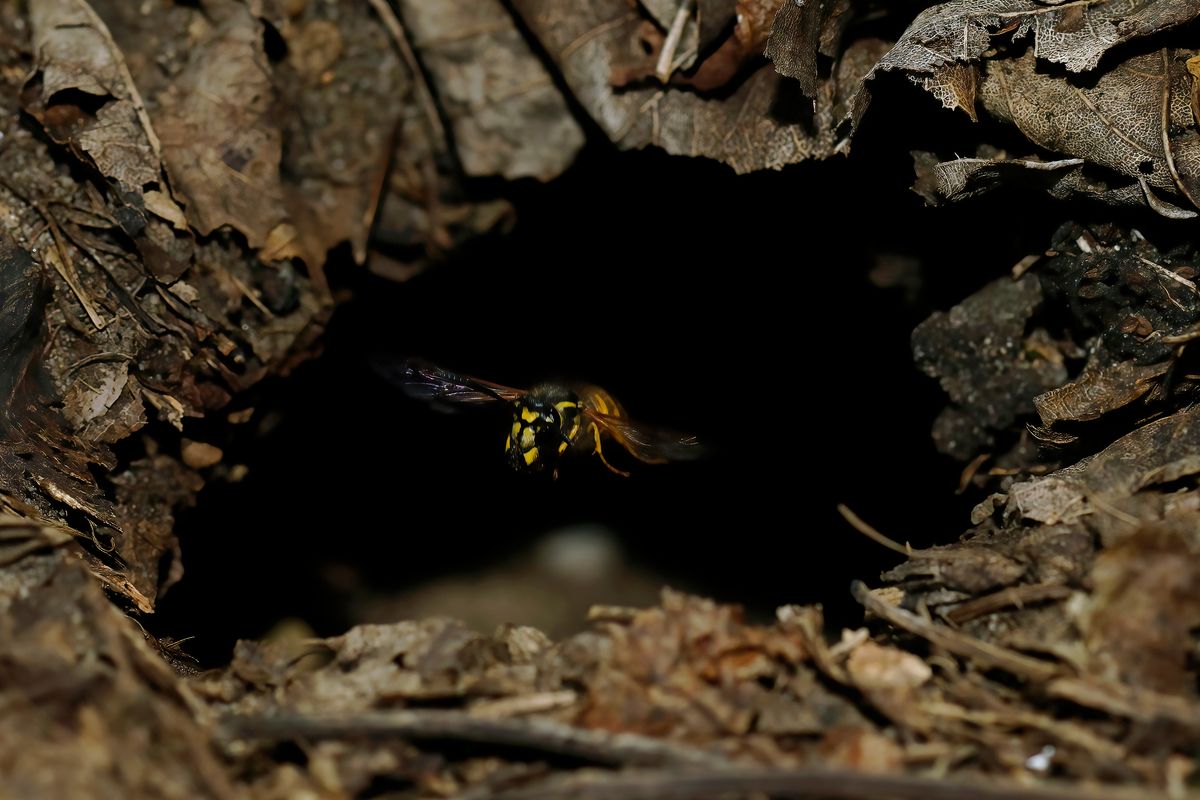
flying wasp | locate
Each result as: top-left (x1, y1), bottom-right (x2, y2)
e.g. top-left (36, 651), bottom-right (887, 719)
top-left (384, 359), bottom-right (701, 477)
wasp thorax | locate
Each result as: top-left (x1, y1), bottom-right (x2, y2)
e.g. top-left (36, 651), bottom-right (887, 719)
top-left (505, 399), bottom-right (561, 472)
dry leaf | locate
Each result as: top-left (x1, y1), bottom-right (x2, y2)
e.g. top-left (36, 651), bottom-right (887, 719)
top-left (911, 150), bottom-right (1187, 211)
top-left (1009, 476), bottom-right (1091, 524)
top-left (883, 545), bottom-right (1027, 593)
top-left (512, 0), bottom-right (877, 172)
top-left (843, 1), bottom-right (1200, 140)
top-left (26, 0), bottom-right (162, 194)
top-left (764, 0), bottom-right (853, 98)
top-left (110, 456), bottom-right (203, 607)
top-left (912, 151), bottom-right (1085, 204)
top-left (397, 0), bottom-right (584, 181)
top-left (980, 49), bottom-right (1200, 216)
top-left (683, 0), bottom-right (788, 91)
top-left (1008, 405), bottom-right (1200, 526)
top-left (1033, 359), bottom-right (1169, 429)
top-left (917, 62), bottom-right (979, 120)
top-left (60, 361), bottom-right (147, 444)
top-left (156, 1), bottom-right (285, 247)
top-left (0, 1), bottom-right (333, 609)
top-left (880, 0), bottom-right (1200, 77)
top-left (271, 0), bottom-right (404, 267)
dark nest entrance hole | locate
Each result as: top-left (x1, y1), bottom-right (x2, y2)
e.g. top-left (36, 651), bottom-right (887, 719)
top-left (149, 114), bottom-right (1064, 667)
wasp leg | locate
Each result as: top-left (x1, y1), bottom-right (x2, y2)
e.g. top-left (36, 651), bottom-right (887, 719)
top-left (590, 423), bottom-right (630, 477)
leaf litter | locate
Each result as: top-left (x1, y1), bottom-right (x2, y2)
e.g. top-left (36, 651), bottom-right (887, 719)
top-left (4, 0), bottom-right (1200, 799)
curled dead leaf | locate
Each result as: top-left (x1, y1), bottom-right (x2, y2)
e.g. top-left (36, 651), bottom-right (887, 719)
top-left (980, 49), bottom-right (1200, 216)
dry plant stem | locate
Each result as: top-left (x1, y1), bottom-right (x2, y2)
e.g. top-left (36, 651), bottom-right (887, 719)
top-left (219, 710), bottom-right (733, 768)
top-left (0, 536), bottom-right (67, 565)
top-left (957, 452), bottom-right (991, 493)
top-left (365, 0), bottom-right (447, 256)
top-left (1159, 49), bottom-right (1200, 209)
top-left (1088, 493), bottom-right (1142, 527)
top-left (921, 701), bottom-right (1127, 762)
top-left (851, 581), bottom-right (1062, 682)
top-left (1137, 255), bottom-right (1199, 293)
top-left (1012, 253), bottom-right (1042, 278)
top-left (1161, 325), bottom-right (1200, 344)
top-left (837, 503), bottom-right (913, 556)
top-left (464, 767), bottom-right (1180, 800)
top-left (655, 0), bottom-right (693, 82)
top-left (1047, 677), bottom-right (1200, 732)
top-left (838, 505), bottom-right (1007, 563)
top-left (366, 0), bottom-right (446, 145)
top-left (228, 272), bottom-right (275, 318)
top-left (1138, 176), bottom-right (1196, 219)
top-left (470, 690), bottom-right (579, 719)
top-left (560, 13), bottom-right (640, 61)
top-left (0, 177), bottom-right (107, 329)
top-left (40, 213), bottom-right (107, 329)
top-left (944, 583), bottom-right (1073, 625)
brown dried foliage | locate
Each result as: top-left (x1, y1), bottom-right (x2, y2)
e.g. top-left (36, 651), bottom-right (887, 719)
top-left (5, 1), bottom-right (1200, 799)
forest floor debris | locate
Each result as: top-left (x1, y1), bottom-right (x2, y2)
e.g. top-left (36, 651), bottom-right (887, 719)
top-left (4, 0), bottom-right (1200, 797)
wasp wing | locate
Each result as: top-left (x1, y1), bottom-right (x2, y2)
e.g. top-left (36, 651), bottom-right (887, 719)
top-left (583, 407), bottom-right (702, 464)
top-left (375, 358), bottom-right (526, 405)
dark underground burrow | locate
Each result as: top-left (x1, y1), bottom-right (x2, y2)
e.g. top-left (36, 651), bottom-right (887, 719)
top-left (149, 132), bottom-right (1065, 668)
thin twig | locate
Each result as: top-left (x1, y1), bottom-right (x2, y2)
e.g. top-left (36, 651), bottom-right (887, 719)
top-left (460, 766), bottom-right (1176, 800)
top-left (219, 710), bottom-right (732, 768)
top-left (228, 273), bottom-right (275, 319)
top-left (0, 176), bottom-right (108, 329)
top-left (838, 506), bottom-right (996, 563)
top-left (0, 532), bottom-right (72, 566)
top-left (39, 208), bottom-right (108, 330)
top-left (1163, 326), bottom-right (1200, 344)
top-left (1047, 677), bottom-right (1200, 732)
top-left (1137, 256), bottom-right (1198, 294)
top-left (1139, 177), bottom-right (1197, 219)
top-left (852, 581), bottom-right (1063, 682)
top-left (956, 452), bottom-right (991, 494)
top-left (1011, 253), bottom-right (1041, 279)
top-left (1087, 494), bottom-right (1142, 527)
top-left (944, 583), bottom-right (1073, 625)
top-left (66, 351), bottom-right (135, 373)
top-left (837, 504), bottom-right (913, 556)
top-left (920, 700), bottom-right (1127, 763)
top-left (470, 691), bottom-right (578, 720)
top-left (366, 0), bottom-right (445, 145)
top-left (365, 0), bottom-right (450, 264)
top-left (560, 13), bottom-right (639, 61)
top-left (1159, 49), bottom-right (1200, 211)
top-left (655, 0), bottom-right (693, 83)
